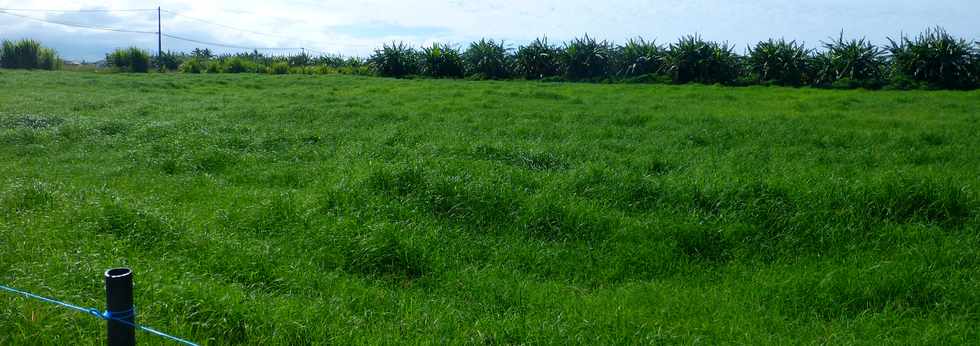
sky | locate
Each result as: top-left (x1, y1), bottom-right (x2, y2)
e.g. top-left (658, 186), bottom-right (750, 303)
top-left (0, 0), bottom-right (977, 61)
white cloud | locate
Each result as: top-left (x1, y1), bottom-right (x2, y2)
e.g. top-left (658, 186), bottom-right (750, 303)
top-left (0, 0), bottom-right (977, 60)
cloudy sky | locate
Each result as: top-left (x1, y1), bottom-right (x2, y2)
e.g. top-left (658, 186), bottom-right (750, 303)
top-left (0, 0), bottom-right (977, 61)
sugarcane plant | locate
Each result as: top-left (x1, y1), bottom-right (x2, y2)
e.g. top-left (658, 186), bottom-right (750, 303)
top-left (106, 47), bottom-right (151, 73)
top-left (0, 39), bottom-right (61, 70)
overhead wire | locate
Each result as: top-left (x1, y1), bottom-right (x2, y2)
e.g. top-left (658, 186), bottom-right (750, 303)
top-left (160, 9), bottom-right (290, 40)
top-left (0, 8), bottom-right (156, 12)
top-left (0, 9), bottom-right (157, 34)
top-left (161, 33), bottom-right (303, 51)
top-left (160, 10), bottom-right (365, 53)
top-left (0, 8), bottom-right (363, 55)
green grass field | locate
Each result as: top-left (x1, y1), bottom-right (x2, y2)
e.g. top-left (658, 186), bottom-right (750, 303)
top-left (1, 70), bottom-right (978, 344)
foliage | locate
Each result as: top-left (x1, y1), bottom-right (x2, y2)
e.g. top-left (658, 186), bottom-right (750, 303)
top-left (747, 39), bottom-right (811, 86)
top-left (369, 42), bottom-right (419, 78)
top-left (106, 47), bottom-right (151, 73)
top-left (206, 60), bottom-right (222, 74)
top-left (191, 48), bottom-right (213, 60)
top-left (811, 33), bottom-right (886, 87)
top-left (288, 52), bottom-right (311, 67)
top-left (222, 57), bottom-right (258, 74)
top-left (0, 39), bottom-right (61, 70)
top-left (560, 35), bottom-right (614, 81)
top-left (888, 27), bottom-right (978, 89)
top-left (419, 43), bottom-right (464, 78)
top-left (665, 35), bottom-right (740, 84)
top-left (514, 37), bottom-right (561, 80)
top-left (8, 32), bottom-right (980, 90)
top-left (463, 39), bottom-right (511, 79)
top-left (153, 51), bottom-right (186, 71)
top-left (616, 38), bottom-right (665, 77)
top-left (178, 58), bottom-right (205, 73)
top-left (269, 62), bottom-right (290, 75)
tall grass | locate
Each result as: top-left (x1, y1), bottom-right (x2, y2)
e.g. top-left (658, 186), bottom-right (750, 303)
top-left (665, 35), bottom-right (740, 84)
top-left (0, 39), bottom-right (61, 70)
top-left (463, 39), bottom-right (511, 79)
top-left (419, 43), bottom-right (464, 78)
top-left (747, 39), bottom-right (810, 86)
top-left (514, 37), bottom-right (561, 80)
top-left (3, 71), bottom-right (978, 343)
top-left (888, 27), bottom-right (978, 89)
top-left (106, 47), bottom-right (151, 73)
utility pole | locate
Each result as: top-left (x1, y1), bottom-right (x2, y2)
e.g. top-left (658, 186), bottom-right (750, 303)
top-left (157, 6), bottom-right (162, 70)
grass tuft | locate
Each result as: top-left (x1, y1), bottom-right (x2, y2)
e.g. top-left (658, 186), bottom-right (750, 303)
top-left (520, 195), bottom-right (612, 241)
top-left (343, 225), bottom-right (427, 280)
top-left (91, 200), bottom-right (176, 248)
top-left (1, 180), bottom-right (56, 214)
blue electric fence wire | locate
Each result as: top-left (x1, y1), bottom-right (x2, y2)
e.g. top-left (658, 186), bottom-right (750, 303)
top-left (0, 284), bottom-right (198, 346)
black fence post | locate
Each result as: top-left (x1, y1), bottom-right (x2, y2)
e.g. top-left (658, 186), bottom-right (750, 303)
top-left (105, 268), bottom-right (136, 346)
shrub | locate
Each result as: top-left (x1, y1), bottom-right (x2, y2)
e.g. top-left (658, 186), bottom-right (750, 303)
top-left (268, 62), bottom-right (290, 75)
top-left (288, 52), bottom-right (311, 67)
top-left (222, 57), bottom-right (256, 73)
top-left (178, 59), bottom-right (205, 73)
top-left (0, 39), bottom-right (62, 70)
top-left (747, 39), bottom-right (811, 86)
top-left (514, 37), bottom-right (561, 80)
top-left (369, 42), bottom-right (419, 78)
top-left (339, 65), bottom-right (373, 76)
top-left (314, 55), bottom-right (346, 68)
top-left (313, 65), bottom-right (337, 75)
top-left (153, 51), bottom-right (185, 71)
top-left (560, 35), bottom-right (614, 81)
top-left (419, 43), bottom-right (464, 78)
top-left (811, 33), bottom-right (886, 87)
top-left (463, 39), bottom-right (511, 79)
top-left (888, 27), bottom-right (978, 89)
top-left (106, 47), bottom-right (151, 73)
top-left (205, 60), bottom-right (222, 73)
top-left (665, 35), bottom-right (740, 85)
top-left (616, 37), bottom-right (665, 78)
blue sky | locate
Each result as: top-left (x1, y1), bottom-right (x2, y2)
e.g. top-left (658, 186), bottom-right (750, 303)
top-left (0, 0), bottom-right (977, 61)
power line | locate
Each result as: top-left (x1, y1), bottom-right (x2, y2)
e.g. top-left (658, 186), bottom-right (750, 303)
top-left (162, 33), bottom-right (303, 51)
top-left (160, 9), bottom-right (289, 40)
top-left (0, 9), bottom-right (293, 52)
top-left (0, 8), bottom-right (156, 13)
top-left (0, 8), bottom-right (359, 56)
top-left (159, 10), bottom-right (364, 53)
top-left (0, 10), bottom-right (157, 34)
